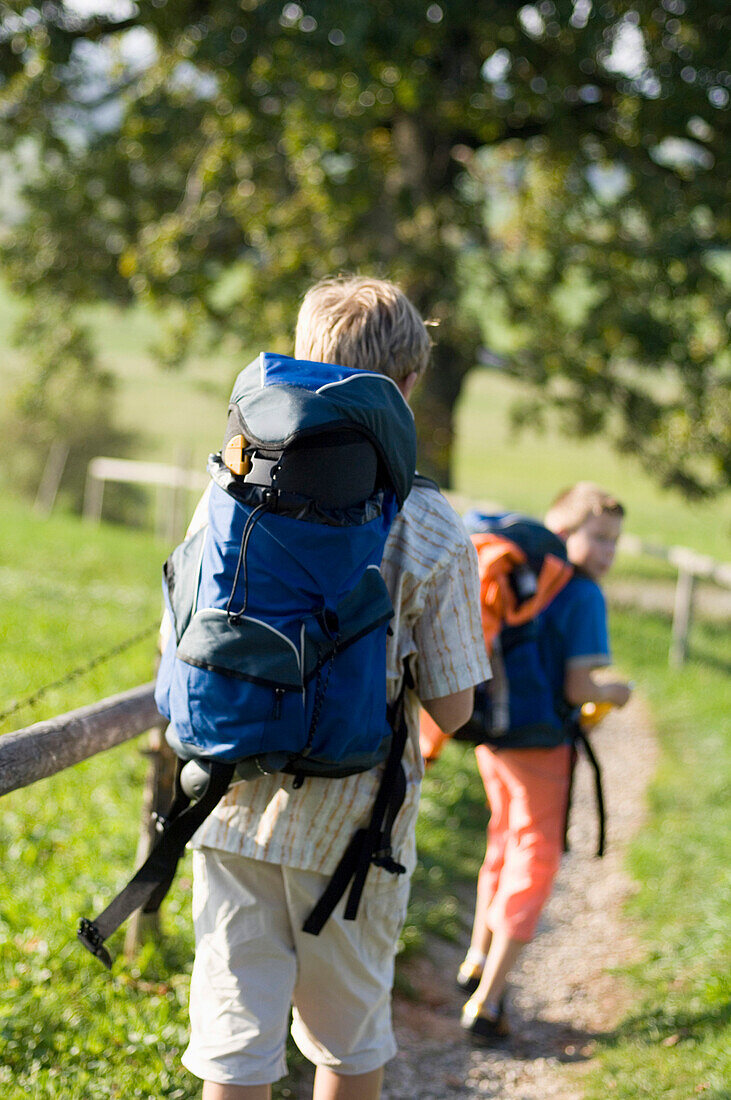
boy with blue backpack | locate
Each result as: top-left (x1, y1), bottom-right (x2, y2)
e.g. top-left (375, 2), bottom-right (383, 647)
top-left (169, 277), bottom-right (490, 1099)
top-left (450, 483), bottom-right (632, 1041)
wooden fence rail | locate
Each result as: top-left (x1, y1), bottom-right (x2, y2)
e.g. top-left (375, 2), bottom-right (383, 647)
top-left (0, 684), bottom-right (174, 956)
top-left (0, 682), bottom-right (162, 799)
top-left (83, 456), bottom-right (209, 543)
top-left (618, 533), bottom-right (731, 667)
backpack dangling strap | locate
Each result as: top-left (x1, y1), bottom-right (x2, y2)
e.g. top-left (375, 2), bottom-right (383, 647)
top-left (302, 661), bottom-right (413, 936)
top-left (575, 727), bottom-right (605, 857)
top-left (563, 722), bottom-right (605, 859)
top-left (77, 759), bottom-right (235, 968)
top-left (563, 741), bottom-right (577, 855)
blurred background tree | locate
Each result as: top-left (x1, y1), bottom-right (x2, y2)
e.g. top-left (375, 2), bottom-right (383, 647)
top-left (1, 298), bottom-right (136, 515)
top-left (0, 0), bottom-right (728, 496)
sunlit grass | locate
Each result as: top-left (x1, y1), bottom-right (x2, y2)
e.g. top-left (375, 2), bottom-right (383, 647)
top-left (578, 609), bottom-right (731, 1099)
top-left (0, 497), bottom-right (164, 732)
top-left (0, 497), bottom-right (200, 1099)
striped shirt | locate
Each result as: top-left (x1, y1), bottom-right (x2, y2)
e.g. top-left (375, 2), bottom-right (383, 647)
top-left (190, 481), bottom-right (490, 881)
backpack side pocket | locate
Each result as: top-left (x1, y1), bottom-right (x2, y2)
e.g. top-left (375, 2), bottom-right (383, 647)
top-left (171, 610), bottom-right (306, 761)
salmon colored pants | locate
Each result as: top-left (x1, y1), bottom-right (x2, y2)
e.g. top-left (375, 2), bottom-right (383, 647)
top-left (474, 743), bottom-right (572, 943)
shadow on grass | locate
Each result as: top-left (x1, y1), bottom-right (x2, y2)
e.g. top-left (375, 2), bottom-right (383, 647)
top-left (685, 647), bottom-right (731, 678)
top-left (597, 997), bottom-right (731, 1052)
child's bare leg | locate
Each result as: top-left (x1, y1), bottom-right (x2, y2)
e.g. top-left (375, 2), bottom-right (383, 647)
top-left (464, 929), bottom-right (524, 1016)
top-left (458, 864), bottom-right (496, 986)
top-left (202, 1082), bottom-right (271, 1100)
top-left (312, 1065), bottom-right (384, 1100)
top-left (469, 868), bottom-right (496, 957)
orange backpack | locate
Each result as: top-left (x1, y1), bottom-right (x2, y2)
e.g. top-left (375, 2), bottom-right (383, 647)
top-left (420, 513), bottom-right (573, 763)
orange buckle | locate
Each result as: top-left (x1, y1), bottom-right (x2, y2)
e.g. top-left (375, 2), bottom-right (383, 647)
top-left (224, 434), bottom-right (250, 477)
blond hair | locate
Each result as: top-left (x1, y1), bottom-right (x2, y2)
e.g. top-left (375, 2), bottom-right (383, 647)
top-left (545, 482), bottom-right (625, 536)
top-left (294, 275), bottom-right (431, 382)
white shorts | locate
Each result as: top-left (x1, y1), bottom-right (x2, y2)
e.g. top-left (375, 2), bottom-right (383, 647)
top-left (181, 848), bottom-right (411, 1086)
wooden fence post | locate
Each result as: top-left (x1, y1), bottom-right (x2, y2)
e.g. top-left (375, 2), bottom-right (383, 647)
top-left (34, 440), bottom-right (70, 518)
top-left (670, 567), bottom-right (697, 668)
top-left (82, 467), bottom-right (105, 524)
top-left (124, 724), bottom-right (178, 958)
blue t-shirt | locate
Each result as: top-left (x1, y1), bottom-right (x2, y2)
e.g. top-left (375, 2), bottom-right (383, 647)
top-left (536, 573), bottom-right (610, 729)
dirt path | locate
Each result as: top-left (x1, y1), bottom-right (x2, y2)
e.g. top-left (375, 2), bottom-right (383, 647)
top-left (382, 694), bottom-right (658, 1099)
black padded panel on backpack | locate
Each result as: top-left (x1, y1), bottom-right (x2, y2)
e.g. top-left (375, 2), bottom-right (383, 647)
top-left (223, 403), bottom-right (380, 509)
top-left (264, 430), bottom-right (379, 510)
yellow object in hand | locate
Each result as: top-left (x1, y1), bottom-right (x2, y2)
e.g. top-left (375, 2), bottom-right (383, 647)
top-left (580, 700), bottom-right (615, 729)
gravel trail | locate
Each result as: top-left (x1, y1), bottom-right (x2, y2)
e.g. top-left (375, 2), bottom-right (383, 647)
top-left (382, 694), bottom-right (658, 1099)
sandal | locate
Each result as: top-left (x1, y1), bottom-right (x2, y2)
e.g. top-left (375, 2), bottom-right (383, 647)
top-left (460, 997), bottom-right (509, 1042)
top-left (456, 970), bottom-right (481, 997)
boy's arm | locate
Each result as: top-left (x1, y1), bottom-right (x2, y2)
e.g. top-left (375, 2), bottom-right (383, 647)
top-left (407, 509), bottom-right (489, 757)
top-left (561, 578), bottom-right (631, 709)
top-left (421, 686), bottom-right (475, 734)
top-left (564, 664), bottom-right (631, 708)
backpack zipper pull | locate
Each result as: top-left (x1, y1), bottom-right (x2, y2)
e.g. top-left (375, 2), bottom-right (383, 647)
top-left (273, 688), bottom-right (284, 719)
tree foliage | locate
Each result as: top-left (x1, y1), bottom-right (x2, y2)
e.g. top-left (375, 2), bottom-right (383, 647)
top-left (0, 302), bottom-right (137, 516)
top-left (0, 0), bottom-right (728, 495)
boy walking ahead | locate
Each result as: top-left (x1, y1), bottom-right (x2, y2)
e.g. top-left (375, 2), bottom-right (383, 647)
top-left (180, 276), bottom-right (490, 1099)
top-left (458, 482), bottom-right (632, 1041)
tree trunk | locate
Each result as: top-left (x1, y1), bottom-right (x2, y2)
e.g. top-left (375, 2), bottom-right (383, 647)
top-left (412, 338), bottom-right (473, 487)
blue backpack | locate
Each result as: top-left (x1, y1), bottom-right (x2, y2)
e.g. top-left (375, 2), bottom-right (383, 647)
top-left (456, 511), bottom-right (606, 857)
top-left (458, 510), bottom-right (575, 750)
top-left (155, 353), bottom-right (415, 778)
top-left (78, 353), bottom-right (418, 967)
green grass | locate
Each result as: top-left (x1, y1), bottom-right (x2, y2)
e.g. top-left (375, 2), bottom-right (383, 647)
top-left (577, 609), bottom-right (731, 1100)
top-left (405, 741), bottom-right (487, 956)
top-left (0, 496), bottom-right (164, 730)
top-left (85, 304), bottom-right (243, 474)
top-left (0, 498), bottom-right (201, 1099)
top-left (0, 287), bottom-right (249, 477)
top-left (0, 749), bottom-right (197, 1099)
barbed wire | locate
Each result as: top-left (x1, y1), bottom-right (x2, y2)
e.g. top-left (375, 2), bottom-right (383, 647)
top-left (0, 621), bottom-right (160, 727)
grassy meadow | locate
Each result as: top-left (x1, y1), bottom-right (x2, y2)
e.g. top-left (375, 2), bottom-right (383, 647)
top-left (0, 295), bottom-right (729, 1097)
top-left (1, 282), bottom-right (729, 558)
top-left (580, 609), bottom-right (730, 1099)
top-left (0, 499), bottom-right (198, 1099)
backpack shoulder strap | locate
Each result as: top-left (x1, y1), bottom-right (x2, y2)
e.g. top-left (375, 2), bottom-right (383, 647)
top-left (411, 472), bottom-right (441, 493)
top-left (302, 660), bottom-right (414, 936)
top-left (563, 719), bottom-right (606, 859)
top-left (77, 760), bottom-right (235, 968)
